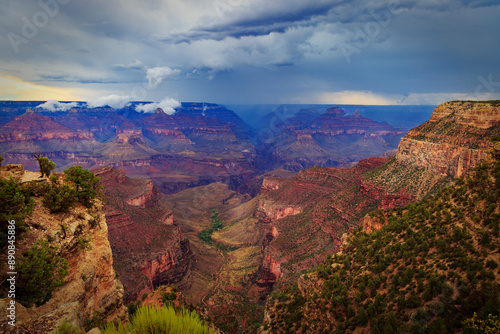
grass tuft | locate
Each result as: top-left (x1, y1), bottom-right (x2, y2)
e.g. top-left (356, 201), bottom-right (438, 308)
top-left (101, 305), bottom-right (216, 334)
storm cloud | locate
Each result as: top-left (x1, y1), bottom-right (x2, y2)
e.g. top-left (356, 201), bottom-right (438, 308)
top-left (0, 0), bottom-right (499, 104)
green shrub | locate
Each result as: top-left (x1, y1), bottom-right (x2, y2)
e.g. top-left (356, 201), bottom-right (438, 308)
top-left (0, 177), bottom-right (33, 237)
top-left (64, 166), bottom-right (102, 208)
top-left (77, 235), bottom-right (92, 250)
top-left (102, 305), bottom-right (216, 334)
top-left (198, 210), bottom-right (225, 243)
top-left (491, 134), bottom-right (500, 143)
top-left (162, 289), bottom-right (177, 304)
top-left (464, 313), bottom-right (500, 333)
top-left (33, 155), bottom-right (56, 177)
top-left (16, 240), bottom-right (68, 307)
top-left (43, 183), bottom-right (77, 213)
top-left (127, 300), bottom-right (141, 318)
top-left (84, 309), bottom-right (107, 332)
top-left (54, 321), bottom-right (85, 334)
top-left (21, 180), bottom-right (50, 197)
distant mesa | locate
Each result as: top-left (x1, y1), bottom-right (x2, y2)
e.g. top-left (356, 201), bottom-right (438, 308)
top-left (323, 106), bottom-right (346, 117)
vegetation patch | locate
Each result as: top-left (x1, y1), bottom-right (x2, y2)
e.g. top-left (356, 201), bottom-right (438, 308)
top-left (16, 240), bottom-right (68, 307)
top-left (266, 160), bottom-right (500, 333)
top-left (101, 305), bottom-right (216, 334)
top-left (199, 209), bottom-right (224, 244)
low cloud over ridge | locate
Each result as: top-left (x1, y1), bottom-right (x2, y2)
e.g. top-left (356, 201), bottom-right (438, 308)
top-left (86, 95), bottom-right (132, 109)
top-left (135, 97), bottom-right (181, 114)
top-left (37, 100), bottom-right (79, 112)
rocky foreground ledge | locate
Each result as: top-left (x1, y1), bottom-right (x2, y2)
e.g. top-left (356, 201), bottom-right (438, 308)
top-left (0, 165), bottom-right (127, 334)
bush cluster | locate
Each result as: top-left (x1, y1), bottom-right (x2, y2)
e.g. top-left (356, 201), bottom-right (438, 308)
top-left (16, 240), bottom-right (68, 307)
top-left (42, 164), bottom-right (102, 213)
top-left (0, 177), bottom-right (34, 241)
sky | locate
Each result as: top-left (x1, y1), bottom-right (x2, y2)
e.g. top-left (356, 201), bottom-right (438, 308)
top-left (1, 0), bottom-right (499, 108)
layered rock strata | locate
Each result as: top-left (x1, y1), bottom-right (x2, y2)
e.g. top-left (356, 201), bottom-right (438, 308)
top-left (397, 101), bottom-right (500, 178)
top-left (0, 166), bottom-right (127, 333)
top-left (95, 166), bottom-right (192, 302)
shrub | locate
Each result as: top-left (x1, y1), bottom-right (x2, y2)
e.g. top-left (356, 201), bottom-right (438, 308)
top-left (54, 321), bottom-right (85, 334)
top-left (127, 301), bottom-right (140, 318)
top-left (77, 235), bottom-right (92, 250)
top-left (162, 291), bottom-right (176, 303)
top-left (16, 240), bottom-right (68, 307)
top-left (43, 183), bottom-right (78, 213)
top-left (0, 177), bottom-right (33, 234)
top-left (198, 210), bottom-right (225, 243)
top-left (33, 154), bottom-right (56, 177)
top-left (102, 305), bottom-right (216, 334)
top-left (64, 166), bottom-right (102, 208)
top-left (21, 180), bottom-right (50, 197)
top-left (491, 134), bottom-right (500, 143)
top-left (84, 310), bottom-right (107, 332)
top-left (464, 313), bottom-right (500, 333)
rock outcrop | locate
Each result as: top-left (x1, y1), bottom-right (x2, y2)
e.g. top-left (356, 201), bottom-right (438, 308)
top-left (397, 101), bottom-right (500, 178)
top-left (0, 110), bottom-right (102, 155)
top-left (125, 180), bottom-right (160, 208)
top-left (359, 180), bottom-right (413, 210)
top-left (429, 100), bottom-right (500, 128)
top-left (0, 166), bottom-right (127, 334)
top-left (363, 101), bottom-right (500, 201)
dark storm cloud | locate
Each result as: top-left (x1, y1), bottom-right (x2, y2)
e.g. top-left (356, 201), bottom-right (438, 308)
top-left (0, 0), bottom-right (499, 104)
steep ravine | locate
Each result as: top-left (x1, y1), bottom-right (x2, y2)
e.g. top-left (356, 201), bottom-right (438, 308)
top-left (95, 166), bottom-right (192, 303)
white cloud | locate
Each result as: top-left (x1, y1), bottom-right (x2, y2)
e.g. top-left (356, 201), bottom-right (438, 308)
top-left (146, 67), bottom-right (180, 88)
top-left (135, 97), bottom-right (181, 114)
top-left (86, 95), bottom-right (131, 108)
top-left (36, 100), bottom-right (79, 112)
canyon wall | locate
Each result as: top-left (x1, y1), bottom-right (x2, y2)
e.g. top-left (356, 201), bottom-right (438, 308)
top-left (397, 101), bottom-right (499, 178)
top-left (95, 167), bottom-right (192, 302)
top-left (0, 167), bottom-right (127, 333)
top-left (253, 158), bottom-right (392, 287)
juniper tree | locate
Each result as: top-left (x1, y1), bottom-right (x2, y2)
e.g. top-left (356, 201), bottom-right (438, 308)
top-left (33, 153), bottom-right (56, 177)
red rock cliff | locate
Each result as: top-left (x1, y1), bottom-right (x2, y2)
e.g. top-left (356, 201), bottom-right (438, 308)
top-left (96, 167), bottom-right (192, 302)
top-left (396, 101), bottom-right (500, 177)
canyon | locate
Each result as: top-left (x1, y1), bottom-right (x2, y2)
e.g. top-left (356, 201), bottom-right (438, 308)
top-left (0, 100), bottom-right (498, 333)
top-left (0, 102), bottom-right (406, 196)
top-left (95, 166), bottom-right (192, 303)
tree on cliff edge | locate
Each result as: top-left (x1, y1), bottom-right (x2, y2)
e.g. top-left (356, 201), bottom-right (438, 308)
top-left (64, 165), bottom-right (102, 208)
top-left (33, 153), bottom-right (56, 178)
